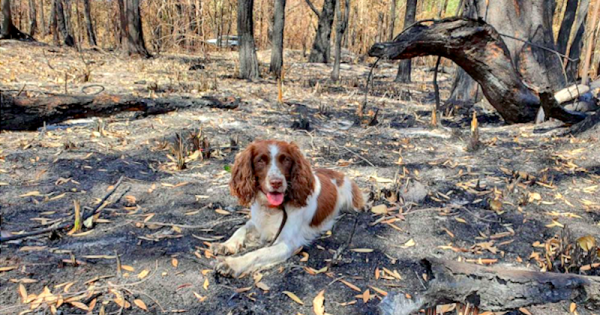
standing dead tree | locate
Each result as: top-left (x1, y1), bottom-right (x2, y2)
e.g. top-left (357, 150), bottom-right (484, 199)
top-left (0, 0), bottom-right (28, 39)
top-left (269, 0), bottom-right (286, 78)
top-left (27, 0), bottom-right (36, 37)
top-left (117, 0), bottom-right (150, 57)
top-left (82, 0), bottom-right (97, 46)
top-left (395, 0), bottom-right (417, 83)
top-left (238, 0), bottom-right (260, 79)
top-left (304, 0), bottom-right (336, 63)
top-left (331, 0), bottom-right (349, 82)
top-left (369, 18), bottom-right (586, 124)
top-left (54, 0), bottom-right (75, 46)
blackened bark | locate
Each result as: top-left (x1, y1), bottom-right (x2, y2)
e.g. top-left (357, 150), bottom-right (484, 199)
top-left (1, 0), bottom-right (28, 39)
top-left (331, 0), bottom-right (349, 81)
top-left (565, 0), bottom-right (590, 82)
top-left (48, 0), bottom-right (57, 42)
top-left (28, 0), bottom-right (36, 37)
top-left (557, 0), bottom-right (579, 55)
top-left (237, 0), bottom-right (259, 79)
top-left (82, 0), bottom-right (97, 46)
top-left (55, 0), bottom-right (74, 46)
top-left (307, 0), bottom-right (336, 63)
top-left (118, 0), bottom-right (150, 57)
top-left (395, 0), bottom-right (417, 83)
top-left (369, 18), bottom-right (586, 124)
top-left (269, 0), bottom-right (286, 78)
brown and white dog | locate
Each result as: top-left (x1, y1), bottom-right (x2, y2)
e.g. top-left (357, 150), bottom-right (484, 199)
top-left (212, 140), bottom-right (364, 277)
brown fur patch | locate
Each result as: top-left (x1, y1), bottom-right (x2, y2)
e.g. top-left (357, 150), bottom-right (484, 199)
top-left (351, 181), bottom-right (365, 210)
top-left (286, 142), bottom-right (315, 207)
top-left (315, 168), bottom-right (345, 187)
top-left (310, 173), bottom-right (338, 227)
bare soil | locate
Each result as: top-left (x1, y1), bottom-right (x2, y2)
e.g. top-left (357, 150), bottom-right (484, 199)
top-left (1, 41), bottom-right (599, 315)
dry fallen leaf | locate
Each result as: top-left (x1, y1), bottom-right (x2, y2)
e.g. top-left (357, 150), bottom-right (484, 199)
top-left (193, 291), bottom-right (207, 302)
top-left (401, 239), bottom-right (415, 248)
top-left (121, 265), bottom-right (135, 272)
top-left (577, 235), bottom-right (596, 252)
top-left (312, 290), bottom-right (325, 315)
top-left (371, 204), bottom-right (388, 215)
top-left (519, 307), bottom-right (532, 315)
top-left (18, 284), bottom-right (27, 303)
top-left (70, 301), bottom-right (90, 311)
top-left (339, 279), bottom-right (361, 292)
top-left (134, 299), bottom-right (148, 311)
top-left (203, 278), bottom-right (209, 290)
top-left (570, 302), bottom-right (577, 313)
top-left (138, 269), bottom-right (150, 279)
top-left (172, 258), bottom-right (179, 268)
top-left (283, 291), bottom-right (304, 305)
top-left (0, 266), bottom-right (17, 272)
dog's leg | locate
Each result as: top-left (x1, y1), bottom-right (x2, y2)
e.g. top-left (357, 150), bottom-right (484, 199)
top-left (215, 240), bottom-right (295, 277)
top-left (211, 221), bottom-right (257, 256)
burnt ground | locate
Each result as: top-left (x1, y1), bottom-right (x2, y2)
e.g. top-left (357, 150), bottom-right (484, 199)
top-left (1, 40), bottom-right (599, 315)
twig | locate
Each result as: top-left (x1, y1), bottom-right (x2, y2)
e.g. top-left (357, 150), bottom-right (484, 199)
top-left (136, 217), bottom-right (245, 230)
top-left (330, 214), bottom-right (359, 266)
top-left (0, 176), bottom-right (125, 242)
top-left (331, 142), bottom-right (375, 167)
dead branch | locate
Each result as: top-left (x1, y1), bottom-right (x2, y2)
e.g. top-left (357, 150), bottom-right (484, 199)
top-left (0, 94), bottom-right (240, 131)
top-left (379, 258), bottom-right (600, 315)
top-left (368, 18), bottom-right (587, 125)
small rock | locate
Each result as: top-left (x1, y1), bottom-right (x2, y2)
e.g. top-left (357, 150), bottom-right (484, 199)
top-left (400, 180), bottom-right (427, 203)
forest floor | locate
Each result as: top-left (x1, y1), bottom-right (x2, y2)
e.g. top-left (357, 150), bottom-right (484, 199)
top-left (1, 40), bottom-right (599, 315)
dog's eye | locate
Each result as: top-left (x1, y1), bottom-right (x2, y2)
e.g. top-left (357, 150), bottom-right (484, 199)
top-left (280, 155), bottom-right (291, 164)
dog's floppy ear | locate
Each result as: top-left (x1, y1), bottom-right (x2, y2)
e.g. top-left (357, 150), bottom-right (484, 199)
top-left (287, 142), bottom-right (315, 207)
top-left (229, 143), bottom-right (256, 206)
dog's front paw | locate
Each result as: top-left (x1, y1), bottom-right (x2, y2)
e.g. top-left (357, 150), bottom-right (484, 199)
top-left (215, 257), bottom-right (246, 278)
top-left (211, 242), bottom-right (239, 256)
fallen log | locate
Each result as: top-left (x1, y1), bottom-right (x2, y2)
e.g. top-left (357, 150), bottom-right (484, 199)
top-left (379, 258), bottom-right (600, 315)
top-left (0, 93), bottom-right (239, 131)
top-left (368, 18), bottom-right (586, 124)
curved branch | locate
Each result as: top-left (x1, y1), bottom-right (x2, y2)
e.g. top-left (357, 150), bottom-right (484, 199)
top-left (368, 18), bottom-right (586, 124)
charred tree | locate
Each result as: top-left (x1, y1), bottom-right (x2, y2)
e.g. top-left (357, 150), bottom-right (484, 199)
top-left (38, 0), bottom-right (44, 35)
top-left (117, 0), bottom-right (150, 57)
top-left (82, 0), bottom-right (97, 46)
top-left (269, 0), bottom-right (286, 78)
top-left (565, 0), bottom-right (590, 82)
top-left (331, 0), bottom-right (349, 81)
top-left (55, 0), bottom-right (74, 46)
top-left (369, 18), bottom-right (586, 124)
top-left (305, 0), bottom-right (336, 63)
top-left (238, 0), bottom-right (259, 79)
top-left (557, 0), bottom-right (579, 56)
top-left (395, 0), bottom-right (417, 83)
top-left (1, 0), bottom-right (28, 39)
top-left (28, 0), bottom-right (36, 37)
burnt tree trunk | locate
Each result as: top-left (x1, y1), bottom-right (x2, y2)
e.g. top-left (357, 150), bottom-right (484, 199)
top-left (448, 0), bottom-right (567, 106)
top-left (1, 0), bottom-right (28, 39)
top-left (380, 258), bottom-right (600, 315)
top-left (557, 0), bottom-right (579, 56)
top-left (48, 0), bottom-right (58, 43)
top-left (331, 0), bottom-right (349, 81)
top-left (306, 0), bottom-right (336, 63)
top-left (55, 0), bottom-right (74, 46)
top-left (28, 0), bottom-right (36, 37)
top-left (118, 0), bottom-right (150, 57)
top-left (82, 0), bottom-right (97, 46)
top-left (395, 0), bottom-right (417, 83)
top-left (269, 0), bottom-right (286, 78)
top-left (566, 0), bottom-right (590, 82)
top-left (0, 94), bottom-right (240, 131)
top-left (237, 0), bottom-right (259, 80)
top-left (369, 18), bottom-right (586, 124)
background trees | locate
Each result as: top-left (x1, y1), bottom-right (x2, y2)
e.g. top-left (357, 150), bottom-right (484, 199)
top-left (0, 0), bottom-right (599, 87)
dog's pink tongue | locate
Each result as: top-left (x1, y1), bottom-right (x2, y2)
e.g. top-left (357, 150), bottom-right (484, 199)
top-left (267, 192), bottom-right (284, 206)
